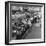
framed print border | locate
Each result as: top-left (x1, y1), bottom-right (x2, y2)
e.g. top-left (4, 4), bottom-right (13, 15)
top-left (5, 1), bottom-right (45, 45)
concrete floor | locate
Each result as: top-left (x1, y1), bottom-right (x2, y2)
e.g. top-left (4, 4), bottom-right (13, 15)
top-left (25, 24), bottom-right (41, 39)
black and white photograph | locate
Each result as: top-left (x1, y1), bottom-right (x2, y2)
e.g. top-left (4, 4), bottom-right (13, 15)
top-left (5, 1), bottom-right (45, 44)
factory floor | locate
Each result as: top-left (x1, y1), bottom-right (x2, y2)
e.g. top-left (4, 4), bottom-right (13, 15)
top-left (25, 23), bottom-right (41, 39)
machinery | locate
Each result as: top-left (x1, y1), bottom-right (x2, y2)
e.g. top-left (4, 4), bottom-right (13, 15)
top-left (11, 7), bottom-right (41, 39)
